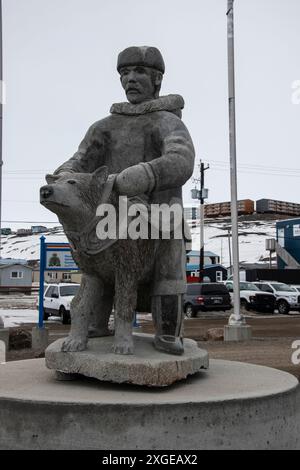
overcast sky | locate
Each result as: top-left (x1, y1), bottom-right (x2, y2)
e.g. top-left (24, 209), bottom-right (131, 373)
top-left (2, 0), bottom-right (300, 228)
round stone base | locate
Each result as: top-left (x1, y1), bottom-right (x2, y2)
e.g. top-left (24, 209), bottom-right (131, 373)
top-left (0, 358), bottom-right (299, 450)
top-left (45, 334), bottom-right (209, 387)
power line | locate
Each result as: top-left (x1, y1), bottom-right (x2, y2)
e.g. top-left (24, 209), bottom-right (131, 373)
top-left (2, 220), bottom-right (59, 224)
top-left (209, 168), bottom-right (300, 177)
top-left (4, 161), bottom-right (300, 176)
top-left (207, 159), bottom-right (300, 173)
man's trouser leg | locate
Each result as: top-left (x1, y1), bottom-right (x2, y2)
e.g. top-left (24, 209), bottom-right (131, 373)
top-left (152, 293), bottom-right (184, 355)
top-left (151, 239), bottom-right (186, 355)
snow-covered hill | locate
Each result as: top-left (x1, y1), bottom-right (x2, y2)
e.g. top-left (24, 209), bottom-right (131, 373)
top-left (191, 217), bottom-right (276, 267)
top-left (0, 218), bottom-right (277, 267)
top-left (0, 227), bottom-right (67, 262)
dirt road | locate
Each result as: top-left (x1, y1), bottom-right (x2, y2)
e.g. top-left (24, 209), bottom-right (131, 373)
top-left (6, 314), bottom-right (300, 379)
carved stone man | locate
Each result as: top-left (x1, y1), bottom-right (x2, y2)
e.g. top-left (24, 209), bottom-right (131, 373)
top-left (54, 46), bottom-right (195, 355)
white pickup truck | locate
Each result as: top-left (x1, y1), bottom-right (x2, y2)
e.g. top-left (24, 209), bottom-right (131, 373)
top-left (42, 283), bottom-right (80, 324)
top-left (253, 281), bottom-right (300, 315)
top-left (224, 281), bottom-right (276, 313)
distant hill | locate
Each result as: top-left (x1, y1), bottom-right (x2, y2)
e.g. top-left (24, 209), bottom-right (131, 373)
top-left (191, 215), bottom-right (277, 267)
top-left (0, 216), bottom-right (278, 268)
top-left (0, 227), bottom-right (67, 262)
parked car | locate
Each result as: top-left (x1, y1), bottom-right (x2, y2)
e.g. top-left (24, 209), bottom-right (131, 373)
top-left (253, 281), bottom-right (300, 315)
top-left (224, 281), bottom-right (276, 313)
top-left (289, 285), bottom-right (300, 293)
top-left (184, 283), bottom-right (232, 318)
top-left (42, 283), bottom-right (80, 324)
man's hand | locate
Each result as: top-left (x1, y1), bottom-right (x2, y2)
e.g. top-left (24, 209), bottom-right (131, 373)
top-left (115, 162), bottom-right (156, 196)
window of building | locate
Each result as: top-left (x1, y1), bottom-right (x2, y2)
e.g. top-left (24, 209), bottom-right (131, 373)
top-left (10, 271), bottom-right (24, 279)
top-left (216, 271), bottom-right (223, 282)
top-left (47, 272), bottom-right (58, 280)
top-left (62, 273), bottom-right (71, 281)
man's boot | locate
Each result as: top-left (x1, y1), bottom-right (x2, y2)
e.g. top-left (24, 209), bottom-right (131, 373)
top-left (152, 294), bottom-right (184, 355)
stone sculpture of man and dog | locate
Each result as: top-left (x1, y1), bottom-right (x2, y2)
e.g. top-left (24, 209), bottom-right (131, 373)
top-left (41, 47), bottom-right (203, 373)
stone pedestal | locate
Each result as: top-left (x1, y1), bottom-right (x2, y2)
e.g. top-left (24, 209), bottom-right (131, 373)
top-left (32, 327), bottom-right (49, 351)
top-left (0, 358), bottom-right (299, 449)
top-left (224, 324), bottom-right (252, 342)
top-left (0, 329), bottom-right (9, 362)
top-left (45, 334), bottom-right (209, 387)
top-left (0, 329), bottom-right (9, 349)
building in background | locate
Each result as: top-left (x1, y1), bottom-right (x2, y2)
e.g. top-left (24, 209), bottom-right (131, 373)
top-left (32, 269), bottom-right (81, 284)
top-left (276, 218), bottom-right (300, 269)
top-left (186, 263), bottom-right (227, 283)
top-left (184, 206), bottom-right (199, 220)
top-left (16, 228), bottom-right (32, 237)
top-left (31, 226), bottom-right (48, 234)
top-left (257, 199), bottom-right (300, 217)
top-left (0, 228), bottom-right (11, 235)
top-left (186, 250), bottom-right (227, 282)
top-left (184, 198), bottom-right (300, 222)
top-left (204, 199), bottom-right (254, 218)
top-left (187, 250), bottom-right (220, 265)
top-left (0, 262), bottom-right (33, 292)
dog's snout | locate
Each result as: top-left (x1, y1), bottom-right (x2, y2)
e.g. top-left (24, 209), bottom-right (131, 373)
top-left (40, 185), bottom-right (53, 199)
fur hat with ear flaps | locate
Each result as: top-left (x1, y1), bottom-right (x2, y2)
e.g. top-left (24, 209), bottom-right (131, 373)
top-left (117, 46), bottom-right (165, 74)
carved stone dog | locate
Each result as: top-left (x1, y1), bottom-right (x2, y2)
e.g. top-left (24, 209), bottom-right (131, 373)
top-left (40, 167), bottom-right (157, 355)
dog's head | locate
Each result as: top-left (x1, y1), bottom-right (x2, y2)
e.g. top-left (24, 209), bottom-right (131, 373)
top-left (40, 166), bottom-right (109, 225)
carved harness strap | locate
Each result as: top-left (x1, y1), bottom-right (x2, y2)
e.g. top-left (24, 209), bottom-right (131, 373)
top-left (68, 174), bottom-right (118, 256)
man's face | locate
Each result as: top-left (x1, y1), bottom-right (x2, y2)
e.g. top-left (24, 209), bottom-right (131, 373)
top-left (120, 65), bottom-right (159, 104)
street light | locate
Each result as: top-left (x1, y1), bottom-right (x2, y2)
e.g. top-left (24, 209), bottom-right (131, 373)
top-left (227, 0), bottom-right (245, 325)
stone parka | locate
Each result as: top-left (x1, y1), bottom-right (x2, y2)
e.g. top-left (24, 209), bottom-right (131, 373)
top-left (54, 94), bottom-right (195, 295)
top-left (54, 94), bottom-right (195, 207)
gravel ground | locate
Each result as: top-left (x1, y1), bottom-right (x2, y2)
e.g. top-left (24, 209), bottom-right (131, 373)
top-left (4, 314), bottom-right (300, 379)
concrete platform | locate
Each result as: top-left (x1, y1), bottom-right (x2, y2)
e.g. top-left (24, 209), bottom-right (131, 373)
top-left (0, 329), bottom-right (9, 360)
top-left (0, 358), bottom-right (299, 450)
top-left (45, 334), bottom-right (209, 387)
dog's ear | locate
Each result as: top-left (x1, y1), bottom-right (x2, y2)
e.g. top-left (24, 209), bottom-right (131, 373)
top-left (92, 166), bottom-right (108, 185)
top-left (46, 174), bottom-right (61, 185)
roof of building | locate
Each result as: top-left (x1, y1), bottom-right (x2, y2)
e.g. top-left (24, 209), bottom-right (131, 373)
top-left (276, 218), bottom-right (300, 225)
top-left (0, 263), bottom-right (33, 270)
top-left (0, 258), bottom-right (28, 266)
top-left (186, 263), bottom-right (227, 271)
top-left (187, 250), bottom-right (219, 258)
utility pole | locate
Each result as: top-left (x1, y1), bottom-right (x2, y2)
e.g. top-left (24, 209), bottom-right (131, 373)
top-left (221, 238), bottom-right (223, 265)
top-left (224, 1), bottom-right (251, 341)
top-left (191, 160), bottom-right (209, 282)
top-left (227, 228), bottom-right (232, 275)
top-left (199, 162), bottom-right (208, 282)
top-left (226, 0), bottom-right (243, 324)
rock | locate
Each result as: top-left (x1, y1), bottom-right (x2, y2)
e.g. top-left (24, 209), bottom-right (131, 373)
top-left (9, 328), bottom-right (32, 350)
top-left (206, 328), bottom-right (224, 342)
top-left (34, 350), bottom-right (45, 359)
top-left (45, 333), bottom-right (209, 387)
top-left (197, 333), bottom-right (208, 342)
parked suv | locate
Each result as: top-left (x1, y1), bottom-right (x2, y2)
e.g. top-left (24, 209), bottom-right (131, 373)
top-left (253, 281), bottom-right (300, 315)
top-left (289, 285), bottom-right (300, 293)
top-left (184, 283), bottom-right (232, 318)
top-left (224, 281), bottom-right (276, 313)
top-left (43, 283), bottom-right (80, 324)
